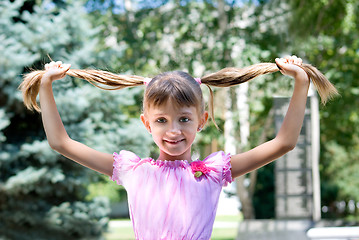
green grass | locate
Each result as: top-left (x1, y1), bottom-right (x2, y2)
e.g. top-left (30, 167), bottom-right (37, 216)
top-left (211, 228), bottom-right (238, 240)
top-left (214, 214), bottom-right (242, 222)
top-left (211, 214), bottom-right (241, 240)
top-left (105, 226), bottom-right (134, 240)
top-left (105, 215), bottom-right (241, 240)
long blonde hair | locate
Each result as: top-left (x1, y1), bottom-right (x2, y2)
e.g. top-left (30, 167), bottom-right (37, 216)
top-left (20, 62), bottom-right (338, 118)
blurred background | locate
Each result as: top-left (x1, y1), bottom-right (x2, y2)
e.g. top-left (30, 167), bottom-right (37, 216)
top-left (0, 0), bottom-right (358, 239)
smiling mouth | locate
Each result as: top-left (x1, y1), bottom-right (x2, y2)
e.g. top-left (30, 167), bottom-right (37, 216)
top-left (164, 139), bottom-right (185, 144)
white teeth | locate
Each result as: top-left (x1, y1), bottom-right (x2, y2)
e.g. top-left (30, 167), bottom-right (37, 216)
top-left (165, 139), bottom-right (182, 143)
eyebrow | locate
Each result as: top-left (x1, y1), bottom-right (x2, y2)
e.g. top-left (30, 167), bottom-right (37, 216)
top-left (178, 110), bottom-right (194, 114)
top-left (152, 111), bottom-right (194, 116)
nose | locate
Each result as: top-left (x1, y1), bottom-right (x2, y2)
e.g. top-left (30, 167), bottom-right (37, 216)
top-left (167, 122), bottom-right (181, 135)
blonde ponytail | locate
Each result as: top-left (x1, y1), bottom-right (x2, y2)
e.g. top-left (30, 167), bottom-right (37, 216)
top-left (20, 61), bottom-right (338, 112)
top-left (20, 69), bottom-right (146, 112)
top-left (201, 63), bottom-right (338, 104)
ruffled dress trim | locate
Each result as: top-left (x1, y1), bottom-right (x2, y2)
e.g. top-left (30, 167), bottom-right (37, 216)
top-left (200, 151), bottom-right (233, 186)
top-left (111, 150), bottom-right (233, 186)
top-left (148, 159), bottom-right (189, 169)
top-left (110, 150), bottom-right (141, 185)
top-left (222, 153), bottom-right (233, 186)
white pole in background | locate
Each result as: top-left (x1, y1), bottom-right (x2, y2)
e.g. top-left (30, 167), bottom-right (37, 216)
top-left (310, 85), bottom-right (321, 222)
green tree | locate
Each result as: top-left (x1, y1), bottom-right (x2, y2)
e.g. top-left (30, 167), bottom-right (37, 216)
top-left (287, 0), bottom-right (359, 220)
top-left (82, 0), bottom-right (359, 221)
top-left (0, 0), bottom-right (152, 239)
top-left (86, 0), bottom-right (295, 219)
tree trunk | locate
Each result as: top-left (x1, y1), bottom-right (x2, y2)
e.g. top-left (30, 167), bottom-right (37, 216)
top-left (236, 175), bottom-right (255, 219)
top-left (235, 82), bottom-right (256, 219)
top-left (218, 0), bottom-right (256, 219)
top-left (224, 89), bottom-right (237, 154)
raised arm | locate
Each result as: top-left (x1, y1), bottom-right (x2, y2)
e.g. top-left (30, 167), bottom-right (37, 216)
top-left (230, 56), bottom-right (310, 178)
top-left (39, 61), bottom-right (114, 176)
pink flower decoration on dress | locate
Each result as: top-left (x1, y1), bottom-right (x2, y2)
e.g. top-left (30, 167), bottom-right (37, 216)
top-left (191, 161), bottom-right (210, 178)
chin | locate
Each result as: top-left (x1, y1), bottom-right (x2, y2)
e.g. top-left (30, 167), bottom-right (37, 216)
top-left (165, 150), bottom-right (185, 158)
top-left (161, 148), bottom-right (190, 160)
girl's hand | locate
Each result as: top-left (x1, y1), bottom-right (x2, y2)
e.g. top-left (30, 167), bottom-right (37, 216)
top-left (275, 56), bottom-right (309, 83)
top-left (43, 61), bottom-right (71, 82)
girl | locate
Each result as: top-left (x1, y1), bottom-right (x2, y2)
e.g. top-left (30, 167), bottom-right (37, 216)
top-left (20, 56), bottom-right (337, 239)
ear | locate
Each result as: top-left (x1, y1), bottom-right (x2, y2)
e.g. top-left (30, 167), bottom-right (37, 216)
top-left (198, 111), bottom-right (209, 131)
top-left (140, 114), bottom-right (151, 133)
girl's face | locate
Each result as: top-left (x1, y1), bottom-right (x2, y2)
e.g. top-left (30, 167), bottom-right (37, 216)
top-left (141, 99), bottom-right (208, 161)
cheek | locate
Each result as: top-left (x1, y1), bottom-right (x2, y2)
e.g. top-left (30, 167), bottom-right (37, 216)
top-left (150, 123), bottom-right (163, 134)
top-left (186, 126), bottom-right (198, 139)
top-left (188, 122), bottom-right (200, 132)
top-left (150, 133), bottom-right (162, 148)
top-left (149, 126), bottom-right (164, 141)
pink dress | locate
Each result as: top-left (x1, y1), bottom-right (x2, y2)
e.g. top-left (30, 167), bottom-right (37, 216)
top-left (110, 150), bottom-right (233, 240)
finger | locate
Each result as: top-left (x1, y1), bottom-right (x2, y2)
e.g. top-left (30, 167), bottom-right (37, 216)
top-left (288, 56), bottom-right (295, 64)
top-left (291, 55), bottom-right (300, 65)
top-left (287, 55), bottom-right (297, 64)
top-left (61, 64), bottom-right (71, 72)
top-left (275, 59), bottom-right (281, 70)
top-left (296, 57), bottom-right (303, 65)
top-left (47, 62), bottom-right (56, 69)
top-left (275, 58), bottom-right (285, 72)
top-left (284, 55), bottom-right (292, 63)
top-left (298, 58), bottom-right (303, 65)
top-left (48, 61), bottom-right (57, 68)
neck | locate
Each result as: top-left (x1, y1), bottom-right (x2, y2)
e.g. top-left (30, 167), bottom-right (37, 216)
top-left (157, 149), bottom-right (192, 162)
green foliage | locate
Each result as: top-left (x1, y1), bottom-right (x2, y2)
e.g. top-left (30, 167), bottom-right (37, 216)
top-left (0, 109), bottom-right (10, 144)
top-left (87, 0), bottom-right (300, 220)
top-left (323, 141), bottom-right (359, 201)
top-left (86, 176), bottom-right (127, 203)
top-left (253, 162), bottom-right (275, 219)
top-left (54, 83), bottom-right (151, 156)
top-left (2, 1), bottom-right (355, 234)
top-left (288, 0), bottom-right (359, 219)
top-left (84, 0), bottom-right (359, 221)
top-left (0, 0), bottom-right (151, 239)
